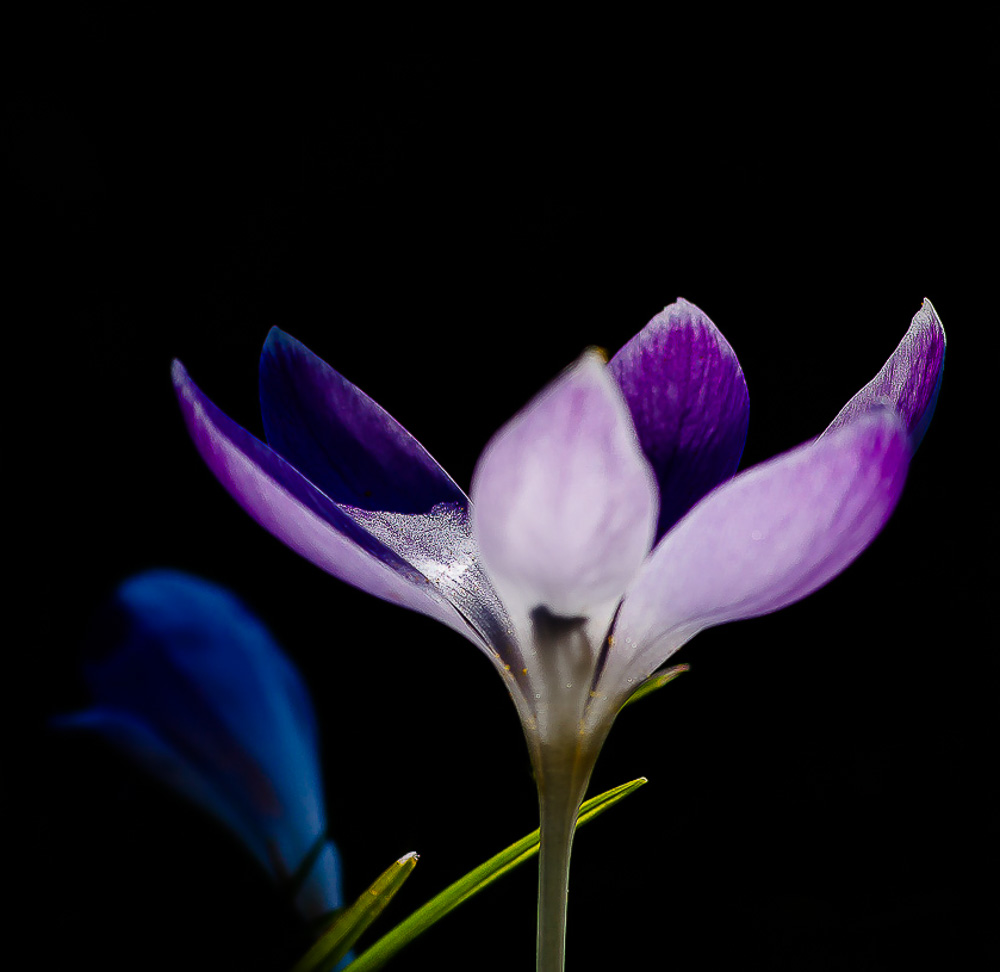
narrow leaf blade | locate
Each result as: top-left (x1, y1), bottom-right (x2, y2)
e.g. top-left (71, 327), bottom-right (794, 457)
top-left (292, 852), bottom-right (419, 972)
top-left (341, 777), bottom-right (647, 972)
top-left (621, 664), bottom-right (689, 709)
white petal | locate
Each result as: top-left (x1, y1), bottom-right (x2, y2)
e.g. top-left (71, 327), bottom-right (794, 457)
top-left (471, 351), bottom-right (658, 637)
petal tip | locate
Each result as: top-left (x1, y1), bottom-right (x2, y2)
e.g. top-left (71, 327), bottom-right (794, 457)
top-left (670, 295), bottom-right (701, 314)
top-left (821, 300), bottom-right (945, 448)
top-left (916, 297), bottom-right (946, 345)
top-left (262, 325), bottom-right (300, 357)
top-left (171, 360), bottom-right (200, 406)
top-left (584, 344), bottom-right (610, 364)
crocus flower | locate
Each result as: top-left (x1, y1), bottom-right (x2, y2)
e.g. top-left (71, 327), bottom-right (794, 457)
top-left (172, 297), bottom-right (944, 970)
top-left (57, 569), bottom-right (344, 921)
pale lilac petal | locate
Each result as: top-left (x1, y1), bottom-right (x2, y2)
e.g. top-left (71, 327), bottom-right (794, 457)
top-left (823, 298), bottom-right (945, 448)
top-left (471, 352), bottom-right (658, 635)
top-left (336, 503), bottom-right (518, 664)
top-left (608, 411), bottom-right (911, 689)
top-left (172, 361), bottom-right (480, 645)
top-left (609, 299), bottom-right (749, 539)
top-left (259, 327), bottom-right (466, 512)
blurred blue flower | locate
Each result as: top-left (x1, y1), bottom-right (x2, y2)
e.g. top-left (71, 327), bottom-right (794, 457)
top-left (57, 569), bottom-right (343, 920)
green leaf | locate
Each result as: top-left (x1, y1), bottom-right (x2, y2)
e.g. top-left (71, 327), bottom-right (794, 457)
top-left (338, 777), bottom-right (647, 972)
top-left (621, 663), bottom-right (689, 709)
top-left (291, 852), bottom-right (419, 972)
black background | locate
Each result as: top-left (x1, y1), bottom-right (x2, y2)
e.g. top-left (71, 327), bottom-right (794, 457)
top-left (12, 11), bottom-right (994, 971)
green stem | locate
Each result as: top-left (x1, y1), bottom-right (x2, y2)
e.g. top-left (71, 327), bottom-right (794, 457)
top-left (534, 740), bottom-right (599, 972)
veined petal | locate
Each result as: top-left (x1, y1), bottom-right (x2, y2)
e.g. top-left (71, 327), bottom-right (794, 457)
top-left (173, 361), bottom-right (480, 645)
top-left (609, 299), bottom-right (749, 540)
top-left (335, 503), bottom-right (518, 664)
top-left (471, 352), bottom-right (658, 636)
top-left (608, 411), bottom-right (911, 692)
top-left (259, 328), bottom-right (467, 512)
top-left (822, 298), bottom-right (946, 448)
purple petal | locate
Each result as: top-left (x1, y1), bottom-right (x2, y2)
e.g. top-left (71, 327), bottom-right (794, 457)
top-left (471, 352), bottom-right (658, 635)
top-left (609, 299), bottom-right (749, 540)
top-left (173, 361), bottom-right (479, 644)
top-left (609, 411), bottom-right (911, 687)
top-left (259, 328), bottom-right (466, 512)
top-left (256, 331), bottom-right (516, 655)
top-left (822, 298), bottom-right (945, 448)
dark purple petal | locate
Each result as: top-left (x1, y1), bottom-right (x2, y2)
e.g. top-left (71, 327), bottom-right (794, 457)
top-left (823, 298), bottom-right (946, 449)
top-left (607, 411), bottom-right (911, 692)
top-left (259, 329), bottom-right (512, 652)
top-left (260, 328), bottom-right (466, 513)
top-left (471, 352), bottom-right (657, 638)
top-left (609, 299), bottom-right (749, 540)
top-left (172, 361), bottom-right (480, 644)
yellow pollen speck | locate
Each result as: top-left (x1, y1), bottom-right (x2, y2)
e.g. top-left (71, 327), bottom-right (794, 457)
top-left (522, 667), bottom-right (528, 675)
top-left (504, 664), bottom-right (510, 671)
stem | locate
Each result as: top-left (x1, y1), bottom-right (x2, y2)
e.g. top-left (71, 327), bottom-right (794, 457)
top-left (534, 740), bottom-right (599, 972)
top-left (518, 609), bottom-right (618, 971)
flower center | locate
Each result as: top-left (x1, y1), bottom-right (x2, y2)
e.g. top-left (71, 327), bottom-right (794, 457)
top-left (528, 607), bottom-right (603, 742)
